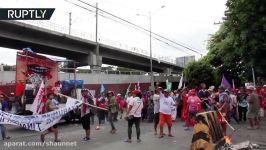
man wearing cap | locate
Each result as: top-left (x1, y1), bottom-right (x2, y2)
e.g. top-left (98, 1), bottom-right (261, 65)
top-left (237, 87), bottom-right (248, 122)
top-left (125, 90), bottom-right (143, 143)
top-left (246, 86), bottom-right (260, 129)
top-left (126, 91), bottom-right (133, 108)
top-left (41, 93), bottom-right (60, 142)
top-left (198, 83), bottom-right (210, 112)
top-left (158, 89), bottom-right (176, 138)
top-left (218, 86), bottom-right (231, 135)
top-left (107, 91), bottom-right (117, 134)
top-left (117, 93), bottom-right (125, 119)
top-left (153, 89), bottom-right (160, 135)
top-left (80, 89), bottom-right (94, 141)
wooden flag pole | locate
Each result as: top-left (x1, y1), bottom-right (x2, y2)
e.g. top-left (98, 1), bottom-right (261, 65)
top-left (55, 92), bottom-right (108, 111)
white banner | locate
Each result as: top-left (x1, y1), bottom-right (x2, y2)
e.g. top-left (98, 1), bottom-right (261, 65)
top-left (30, 81), bottom-right (45, 115)
top-left (0, 98), bottom-right (82, 132)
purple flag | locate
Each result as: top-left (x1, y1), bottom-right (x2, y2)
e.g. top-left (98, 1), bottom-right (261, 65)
top-left (221, 75), bottom-right (231, 88)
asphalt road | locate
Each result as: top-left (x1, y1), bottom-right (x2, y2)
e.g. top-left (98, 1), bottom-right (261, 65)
top-left (0, 118), bottom-right (265, 150)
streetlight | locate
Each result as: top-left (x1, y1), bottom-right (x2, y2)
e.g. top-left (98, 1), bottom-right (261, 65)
top-left (136, 5), bottom-right (165, 91)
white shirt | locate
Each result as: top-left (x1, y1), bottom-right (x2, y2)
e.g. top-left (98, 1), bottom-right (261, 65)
top-left (153, 94), bottom-right (160, 114)
top-left (129, 97), bottom-right (143, 118)
top-left (159, 96), bottom-right (175, 115)
top-left (126, 96), bottom-right (134, 108)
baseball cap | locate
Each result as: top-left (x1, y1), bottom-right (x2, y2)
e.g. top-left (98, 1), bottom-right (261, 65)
top-left (132, 90), bottom-right (141, 94)
top-left (163, 89), bottom-right (170, 93)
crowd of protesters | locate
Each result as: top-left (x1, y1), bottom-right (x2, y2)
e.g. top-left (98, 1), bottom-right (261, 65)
top-left (0, 82), bottom-right (265, 143)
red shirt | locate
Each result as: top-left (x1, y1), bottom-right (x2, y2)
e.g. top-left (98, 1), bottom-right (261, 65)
top-left (187, 95), bottom-right (201, 112)
top-left (15, 82), bottom-right (25, 97)
top-left (96, 98), bottom-right (106, 108)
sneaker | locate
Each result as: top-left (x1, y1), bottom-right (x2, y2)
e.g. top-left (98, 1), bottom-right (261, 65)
top-left (83, 137), bottom-right (90, 141)
top-left (137, 139), bottom-right (142, 143)
top-left (184, 127), bottom-right (190, 131)
top-left (95, 126), bottom-right (100, 130)
top-left (124, 139), bottom-right (132, 143)
top-left (168, 134), bottom-right (174, 137)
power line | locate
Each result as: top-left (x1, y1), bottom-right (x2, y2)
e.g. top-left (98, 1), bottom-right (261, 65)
top-left (72, 0), bottom-right (203, 55)
top-left (99, 12), bottom-right (192, 55)
top-left (66, 0), bottom-right (193, 55)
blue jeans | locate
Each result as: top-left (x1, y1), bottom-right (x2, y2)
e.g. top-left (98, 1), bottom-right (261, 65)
top-left (0, 124), bottom-right (6, 140)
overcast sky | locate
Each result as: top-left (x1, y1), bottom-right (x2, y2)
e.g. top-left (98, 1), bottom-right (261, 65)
top-left (0, 0), bottom-right (226, 65)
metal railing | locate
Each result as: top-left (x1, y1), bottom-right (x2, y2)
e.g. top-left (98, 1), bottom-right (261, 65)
top-left (16, 20), bottom-right (177, 65)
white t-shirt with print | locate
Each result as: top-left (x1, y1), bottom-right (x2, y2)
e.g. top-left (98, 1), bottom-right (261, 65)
top-left (126, 96), bottom-right (134, 108)
top-left (128, 97), bottom-right (143, 118)
top-left (153, 94), bottom-right (160, 114)
top-left (159, 96), bottom-right (175, 115)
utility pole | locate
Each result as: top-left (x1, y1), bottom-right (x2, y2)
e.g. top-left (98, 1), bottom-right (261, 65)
top-left (69, 12), bottom-right (72, 35)
top-left (149, 12), bottom-right (154, 90)
top-left (95, 3), bottom-right (100, 70)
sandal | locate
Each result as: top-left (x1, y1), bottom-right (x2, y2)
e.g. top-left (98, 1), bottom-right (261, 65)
top-left (41, 135), bottom-right (45, 142)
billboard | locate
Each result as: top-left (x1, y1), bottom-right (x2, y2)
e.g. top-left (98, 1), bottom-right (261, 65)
top-left (15, 51), bottom-right (58, 96)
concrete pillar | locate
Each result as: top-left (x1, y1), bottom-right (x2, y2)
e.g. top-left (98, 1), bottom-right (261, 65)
top-left (89, 51), bottom-right (102, 73)
top-left (163, 68), bottom-right (173, 75)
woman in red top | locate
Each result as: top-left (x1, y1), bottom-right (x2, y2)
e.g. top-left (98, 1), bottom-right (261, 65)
top-left (95, 94), bottom-right (106, 130)
top-left (119, 97), bottom-right (126, 119)
top-left (181, 89), bottom-right (189, 122)
top-left (185, 89), bottom-right (202, 130)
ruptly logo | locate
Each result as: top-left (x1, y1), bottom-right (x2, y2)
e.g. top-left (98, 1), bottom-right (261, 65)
top-left (0, 8), bottom-right (55, 20)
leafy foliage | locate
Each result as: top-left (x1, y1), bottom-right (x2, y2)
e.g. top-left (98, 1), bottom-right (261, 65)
top-left (184, 0), bottom-right (266, 87)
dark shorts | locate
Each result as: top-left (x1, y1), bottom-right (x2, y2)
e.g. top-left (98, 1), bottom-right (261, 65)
top-left (154, 113), bottom-right (160, 124)
top-left (81, 113), bottom-right (91, 130)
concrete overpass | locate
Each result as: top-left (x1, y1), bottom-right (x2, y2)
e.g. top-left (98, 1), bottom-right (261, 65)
top-left (0, 20), bottom-right (183, 73)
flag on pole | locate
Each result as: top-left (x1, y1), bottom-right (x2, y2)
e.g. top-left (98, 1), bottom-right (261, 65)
top-left (100, 84), bottom-right (105, 93)
top-left (178, 73), bottom-right (183, 89)
top-left (221, 74), bottom-right (231, 88)
top-left (166, 79), bottom-right (172, 91)
top-left (30, 81), bottom-right (46, 114)
top-left (125, 83), bottom-right (131, 98)
top-left (232, 79), bottom-right (235, 90)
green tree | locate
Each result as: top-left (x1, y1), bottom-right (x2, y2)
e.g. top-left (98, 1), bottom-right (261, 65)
top-left (184, 0), bottom-right (266, 87)
top-left (184, 58), bottom-right (214, 88)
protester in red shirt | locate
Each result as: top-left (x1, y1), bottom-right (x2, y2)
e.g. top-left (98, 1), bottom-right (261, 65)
top-left (181, 88), bottom-right (189, 122)
top-left (119, 96), bottom-right (126, 119)
top-left (15, 80), bottom-right (25, 97)
top-left (185, 89), bottom-right (202, 130)
top-left (95, 93), bottom-right (107, 130)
